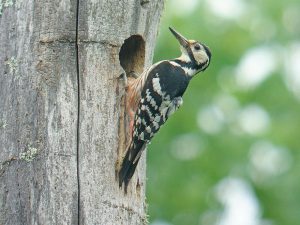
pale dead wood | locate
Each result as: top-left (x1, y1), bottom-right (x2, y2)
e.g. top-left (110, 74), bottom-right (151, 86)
top-left (0, 0), bottom-right (164, 224)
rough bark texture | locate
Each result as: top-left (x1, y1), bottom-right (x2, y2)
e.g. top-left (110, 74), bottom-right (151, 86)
top-left (0, 0), bottom-right (164, 224)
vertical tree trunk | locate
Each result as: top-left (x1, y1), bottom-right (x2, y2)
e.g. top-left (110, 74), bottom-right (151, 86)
top-left (0, 0), bottom-right (164, 224)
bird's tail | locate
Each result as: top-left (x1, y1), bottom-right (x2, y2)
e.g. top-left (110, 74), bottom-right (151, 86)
top-left (118, 140), bottom-right (146, 193)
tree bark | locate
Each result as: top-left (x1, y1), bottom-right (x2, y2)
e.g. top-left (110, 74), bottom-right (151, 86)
top-left (0, 0), bottom-right (164, 224)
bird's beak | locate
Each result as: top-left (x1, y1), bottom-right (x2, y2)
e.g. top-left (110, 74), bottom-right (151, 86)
top-left (169, 27), bottom-right (189, 49)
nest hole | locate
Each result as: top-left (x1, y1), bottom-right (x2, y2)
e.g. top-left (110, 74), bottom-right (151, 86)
top-left (119, 35), bottom-right (145, 75)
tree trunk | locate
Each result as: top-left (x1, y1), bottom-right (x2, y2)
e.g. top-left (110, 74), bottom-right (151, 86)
top-left (0, 0), bottom-right (164, 224)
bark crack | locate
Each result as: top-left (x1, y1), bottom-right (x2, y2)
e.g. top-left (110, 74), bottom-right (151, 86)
top-left (75, 0), bottom-right (81, 224)
top-left (101, 200), bottom-right (147, 222)
top-left (0, 156), bottom-right (17, 177)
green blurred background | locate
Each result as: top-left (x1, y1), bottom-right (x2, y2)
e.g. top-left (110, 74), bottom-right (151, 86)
top-left (146, 0), bottom-right (300, 225)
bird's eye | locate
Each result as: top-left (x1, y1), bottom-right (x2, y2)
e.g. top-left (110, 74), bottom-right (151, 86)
top-left (194, 44), bottom-right (201, 51)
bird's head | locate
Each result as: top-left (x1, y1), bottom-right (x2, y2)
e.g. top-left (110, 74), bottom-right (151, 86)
top-left (169, 27), bottom-right (211, 74)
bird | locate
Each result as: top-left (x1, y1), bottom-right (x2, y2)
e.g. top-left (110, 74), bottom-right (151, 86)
top-left (119, 27), bottom-right (212, 192)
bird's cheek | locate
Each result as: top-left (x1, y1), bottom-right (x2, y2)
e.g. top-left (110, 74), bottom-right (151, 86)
top-left (196, 52), bottom-right (209, 65)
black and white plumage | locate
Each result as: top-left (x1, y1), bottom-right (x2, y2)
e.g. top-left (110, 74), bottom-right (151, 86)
top-left (119, 27), bottom-right (212, 191)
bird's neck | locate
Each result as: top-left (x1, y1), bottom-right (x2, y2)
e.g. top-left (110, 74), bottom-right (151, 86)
top-left (172, 58), bottom-right (200, 77)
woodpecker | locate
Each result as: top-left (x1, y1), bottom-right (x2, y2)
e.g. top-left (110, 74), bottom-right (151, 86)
top-left (119, 27), bottom-right (211, 192)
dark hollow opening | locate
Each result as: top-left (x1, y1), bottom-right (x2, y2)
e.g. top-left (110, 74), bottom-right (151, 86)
top-left (119, 35), bottom-right (145, 75)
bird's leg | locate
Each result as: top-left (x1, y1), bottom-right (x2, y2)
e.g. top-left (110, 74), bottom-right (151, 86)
top-left (128, 71), bottom-right (139, 79)
top-left (116, 72), bottom-right (127, 100)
